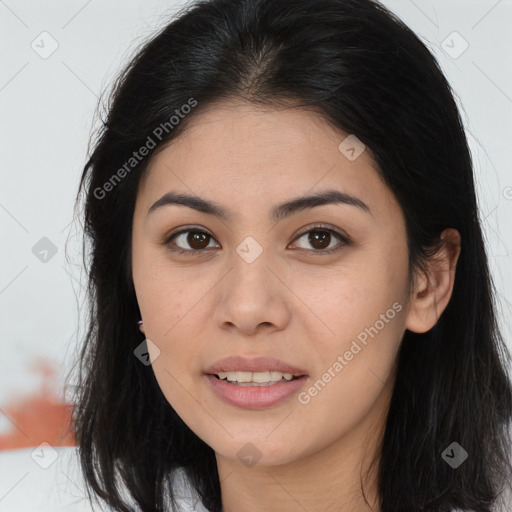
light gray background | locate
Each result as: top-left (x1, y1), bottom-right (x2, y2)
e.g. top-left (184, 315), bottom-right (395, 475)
top-left (1, 0), bottom-right (511, 424)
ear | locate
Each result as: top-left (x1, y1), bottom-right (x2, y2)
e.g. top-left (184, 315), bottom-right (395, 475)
top-left (405, 228), bottom-right (461, 333)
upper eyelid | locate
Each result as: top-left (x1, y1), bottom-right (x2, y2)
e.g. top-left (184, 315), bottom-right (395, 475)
top-left (165, 224), bottom-right (348, 250)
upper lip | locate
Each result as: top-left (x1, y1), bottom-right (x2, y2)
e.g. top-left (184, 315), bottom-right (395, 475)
top-left (205, 356), bottom-right (308, 376)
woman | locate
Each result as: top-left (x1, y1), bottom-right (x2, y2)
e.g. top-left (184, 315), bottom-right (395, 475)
top-left (70, 0), bottom-right (512, 511)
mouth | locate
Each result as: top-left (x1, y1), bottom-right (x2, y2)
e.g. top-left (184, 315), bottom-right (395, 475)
top-left (205, 373), bottom-right (309, 409)
top-left (204, 355), bottom-right (309, 408)
top-left (204, 355), bottom-right (308, 385)
top-left (210, 371), bottom-right (306, 386)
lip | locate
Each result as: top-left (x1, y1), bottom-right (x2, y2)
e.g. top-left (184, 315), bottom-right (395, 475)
top-left (205, 374), bottom-right (309, 409)
top-left (204, 355), bottom-right (309, 410)
top-left (204, 355), bottom-right (308, 376)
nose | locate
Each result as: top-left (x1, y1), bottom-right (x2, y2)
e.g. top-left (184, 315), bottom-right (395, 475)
top-left (213, 248), bottom-right (292, 336)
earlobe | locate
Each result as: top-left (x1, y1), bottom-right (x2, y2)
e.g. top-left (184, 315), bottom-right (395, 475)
top-left (405, 228), bottom-right (461, 333)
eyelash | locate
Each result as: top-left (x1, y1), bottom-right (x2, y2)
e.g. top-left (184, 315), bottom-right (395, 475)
top-left (162, 223), bottom-right (351, 256)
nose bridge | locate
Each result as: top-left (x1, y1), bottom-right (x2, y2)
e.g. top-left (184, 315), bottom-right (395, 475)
top-left (235, 234), bottom-right (267, 267)
top-left (229, 233), bottom-right (273, 293)
top-left (219, 232), bottom-right (283, 311)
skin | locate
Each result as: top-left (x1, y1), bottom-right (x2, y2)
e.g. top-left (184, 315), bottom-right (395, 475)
top-left (131, 98), bottom-right (461, 512)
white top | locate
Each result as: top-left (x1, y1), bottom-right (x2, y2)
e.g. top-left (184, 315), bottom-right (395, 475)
top-left (0, 445), bottom-right (478, 511)
top-left (0, 446), bottom-right (207, 512)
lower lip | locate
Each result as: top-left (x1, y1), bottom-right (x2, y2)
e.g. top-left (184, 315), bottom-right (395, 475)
top-left (205, 374), bottom-right (308, 409)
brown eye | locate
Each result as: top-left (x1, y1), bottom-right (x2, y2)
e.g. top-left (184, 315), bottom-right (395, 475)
top-left (186, 231), bottom-right (211, 250)
top-left (307, 230), bottom-right (331, 250)
top-left (167, 229), bottom-right (219, 253)
top-left (291, 227), bottom-right (349, 254)
top-left (165, 225), bottom-right (349, 256)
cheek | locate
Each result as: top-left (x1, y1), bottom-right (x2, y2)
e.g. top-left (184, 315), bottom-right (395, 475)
top-left (293, 293), bottom-right (404, 452)
top-left (138, 280), bottom-right (202, 367)
top-left (294, 249), bottom-right (407, 414)
top-left (132, 255), bottom-right (209, 398)
top-left (140, 278), bottom-right (208, 421)
top-left (150, 355), bottom-right (213, 448)
top-left (294, 247), bottom-right (407, 345)
top-left (133, 247), bottom-right (208, 338)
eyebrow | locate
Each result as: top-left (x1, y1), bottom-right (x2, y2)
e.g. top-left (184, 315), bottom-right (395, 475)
top-left (147, 189), bottom-right (371, 222)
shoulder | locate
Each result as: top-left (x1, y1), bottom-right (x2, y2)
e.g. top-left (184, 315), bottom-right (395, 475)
top-left (167, 466), bottom-right (210, 512)
top-left (0, 445), bottom-right (208, 512)
top-left (0, 445), bottom-right (98, 511)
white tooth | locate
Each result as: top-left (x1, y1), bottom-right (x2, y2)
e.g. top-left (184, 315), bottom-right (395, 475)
top-left (220, 370), bottom-right (296, 383)
top-left (235, 382), bottom-right (278, 386)
top-left (269, 371), bottom-right (284, 382)
top-left (235, 371), bottom-right (253, 383)
top-left (251, 371), bottom-right (271, 383)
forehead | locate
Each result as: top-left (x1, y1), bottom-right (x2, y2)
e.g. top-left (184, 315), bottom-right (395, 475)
top-left (138, 99), bottom-right (397, 222)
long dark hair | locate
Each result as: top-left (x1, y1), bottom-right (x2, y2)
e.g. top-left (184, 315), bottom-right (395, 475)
top-left (69, 0), bottom-right (512, 511)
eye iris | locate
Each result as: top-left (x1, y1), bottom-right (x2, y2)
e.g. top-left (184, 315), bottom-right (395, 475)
top-left (188, 231), bottom-right (210, 250)
top-left (309, 230), bottom-right (331, 250)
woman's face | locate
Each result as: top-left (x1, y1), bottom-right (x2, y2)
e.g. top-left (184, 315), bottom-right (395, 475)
top-left (131, 99), bottom-right (412, 467)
